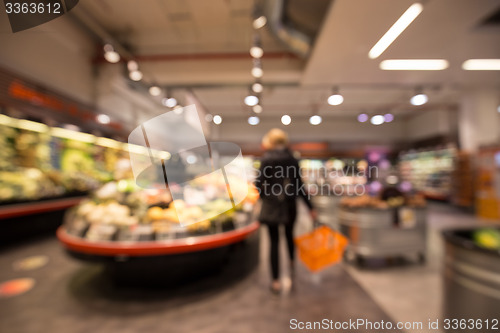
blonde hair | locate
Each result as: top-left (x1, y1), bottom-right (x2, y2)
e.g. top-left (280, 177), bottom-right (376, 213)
top-left (262, 128), bottom-right (289, 149)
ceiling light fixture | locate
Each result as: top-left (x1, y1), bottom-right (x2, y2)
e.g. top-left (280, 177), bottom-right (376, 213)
top-left (213, 115), bottom-right (222, 125)
top-left (368, 3), bottom-right (423, 59)
top-left (370, 115), bottom-right (385, 125)
top-left (410, 88), bottom-right (428, 106)
top-left (96, 114), bottom-right (111, 124)
top-left (380, 59), bottom-right (449, 70)
top-left (309, 115), bottom-right (322, 125)
top-left (129, 70), bottom-right (143, 81)
top-left (127, 60), bottom-right (139, 71)
top-left (384, 113), bottom-right (394, 122)
top-left (281, 115), bottom-right (291, 125)
top-left (244, 95), bottom-right (259, 106)
top-left (103, 44), bottom-right (120, 63)
top-left (248, 116), bottom-right (260, 125)
top-left (250, 34), bottom-right (264, 58)
top-left (252, 82), bottom-right (263, 93)
top-left (253, 16), bottom-right (267, 29)
top-left (327, 87), bottom-right (344, 105)
top-left (253, 105), bottom-right (263, 114)
top-left (462, 59), bottom-right (500, 70)
top-left (357, 113), bottom-right (369, 123)
top-left (162, 97), bottom-right (177, 108)
top-left (149, 86), bottom-right (162, 96)
top-left (252, 58), bottom-right (263, 78)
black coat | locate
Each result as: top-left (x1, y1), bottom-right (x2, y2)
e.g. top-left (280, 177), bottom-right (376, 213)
top-left (255, 147), bottom-right (312, 225)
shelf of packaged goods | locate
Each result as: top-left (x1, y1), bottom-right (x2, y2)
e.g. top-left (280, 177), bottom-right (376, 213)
top-left (57, 220), bottom-right (260, 257)
top-left (0, 197), bottom-right (86, 220)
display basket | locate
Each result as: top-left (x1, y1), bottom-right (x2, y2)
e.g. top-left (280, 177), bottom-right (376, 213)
top-left (295, 225), bottom-right (349, 272)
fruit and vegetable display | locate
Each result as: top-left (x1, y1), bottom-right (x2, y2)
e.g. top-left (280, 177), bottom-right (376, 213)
top-left (340, 193), bottom-right (426, 209)
top-left (0, 168), bottom-right (103, 203)
top-left (0, 115), bottom-right (122, 204)
top-left (0, 168), bottom-right (64, 202)
top-left (65, 178), bottom-right (259, 242)
top-left (473, 228), bottom-right (500, 251)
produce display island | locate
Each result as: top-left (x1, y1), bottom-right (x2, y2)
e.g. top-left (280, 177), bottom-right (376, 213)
top-left (443, 228), bottom-right (500, 324)
top-left (339, 206), bottom-right (427, 263)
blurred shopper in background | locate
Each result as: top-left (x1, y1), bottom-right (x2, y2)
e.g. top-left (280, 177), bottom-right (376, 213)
top-left (256, 128), bottom-right (316, 294)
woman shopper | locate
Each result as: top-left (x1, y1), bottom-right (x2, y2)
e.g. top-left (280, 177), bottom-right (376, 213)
top-left (256, 128), bottom-right (316, 294)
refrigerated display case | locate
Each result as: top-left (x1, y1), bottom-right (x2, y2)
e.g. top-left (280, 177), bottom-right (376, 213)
top-left (399, 147), bottom-right (456, 201)
top-left (339, 194), bottom-right (427, 264)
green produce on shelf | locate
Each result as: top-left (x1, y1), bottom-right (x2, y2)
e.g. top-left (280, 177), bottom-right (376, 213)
top-left (0, 168), bottom-right (64, 201)
top-left (473, 228), bottom-right (500, 250)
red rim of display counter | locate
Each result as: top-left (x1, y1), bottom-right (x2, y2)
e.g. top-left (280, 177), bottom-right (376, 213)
top-left (0, 197), bottom-right (85, 219)
top-left (57, 221), bottom-right (260, 257)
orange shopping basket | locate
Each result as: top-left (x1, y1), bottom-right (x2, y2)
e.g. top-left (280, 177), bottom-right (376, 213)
top-left (295, 225), bottom-right (349, 272)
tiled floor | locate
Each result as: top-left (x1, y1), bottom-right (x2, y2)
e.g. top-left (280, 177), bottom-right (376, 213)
top-left (0, 202), bottom-right (489, 333)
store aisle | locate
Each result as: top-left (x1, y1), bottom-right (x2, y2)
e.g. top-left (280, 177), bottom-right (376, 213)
top-left (1, 215), bottom-right (399, 333)
top-left (344, 203), bottom-right (491, 333)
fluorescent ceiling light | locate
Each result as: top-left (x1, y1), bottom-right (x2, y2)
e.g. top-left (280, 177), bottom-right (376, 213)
top-left (380, 59), bottom-right (448, 70)
top-left (368, 3), bottom-right (423, 59)
top-left (462, 59), bottom-right (500, 70)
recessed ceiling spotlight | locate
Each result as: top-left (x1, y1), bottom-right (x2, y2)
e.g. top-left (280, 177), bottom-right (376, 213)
top-left (251, 67), bottom-right (263, 78)
top-left (368, 3), bottom-right (423, 59)
top-left (253, 105), bottom-right (263, 113)
top-left (309, 115), bottom-right (322, 125)
top-left (205, 114), bottom-right (213, 122)
top-left (96, 114), bottom-right (111, 124)
top-left (248, 116), bottom-right (260, 125)
top-left (252, 58), bottom-right (263, 78)
top-left (384, 113), bottom-right (394, 122)
top-left (127, 60), bottom-right (138, 71)
top-left (149, 86), bottom-right (162, 96)
top-left (253, 16), bottom-right (267, 29)
top-left (410, 93), bottom-right (428, 106)
top-left (250, 46), bottom-right (263, 59)
top-left (370, 115), bottom-right (385, 125)
top-left (357, 113), bottom-right (369, 123)
top-left (129, 70), bottom-right (143, 81)
top-left (162, 97), bottom-right (177, 108)
top-left (327, 93), bottom-right (344, 106)
top-left (252, 82), bottom-right (263, 93)
top-left (244, 95), bottom-right (259, 106)
top-left (103, 44), bottom-right (120, 63)
top-left (213, 115), bottom-right (222, 125)
top-left (281, 115), bottom-right (291, 125)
